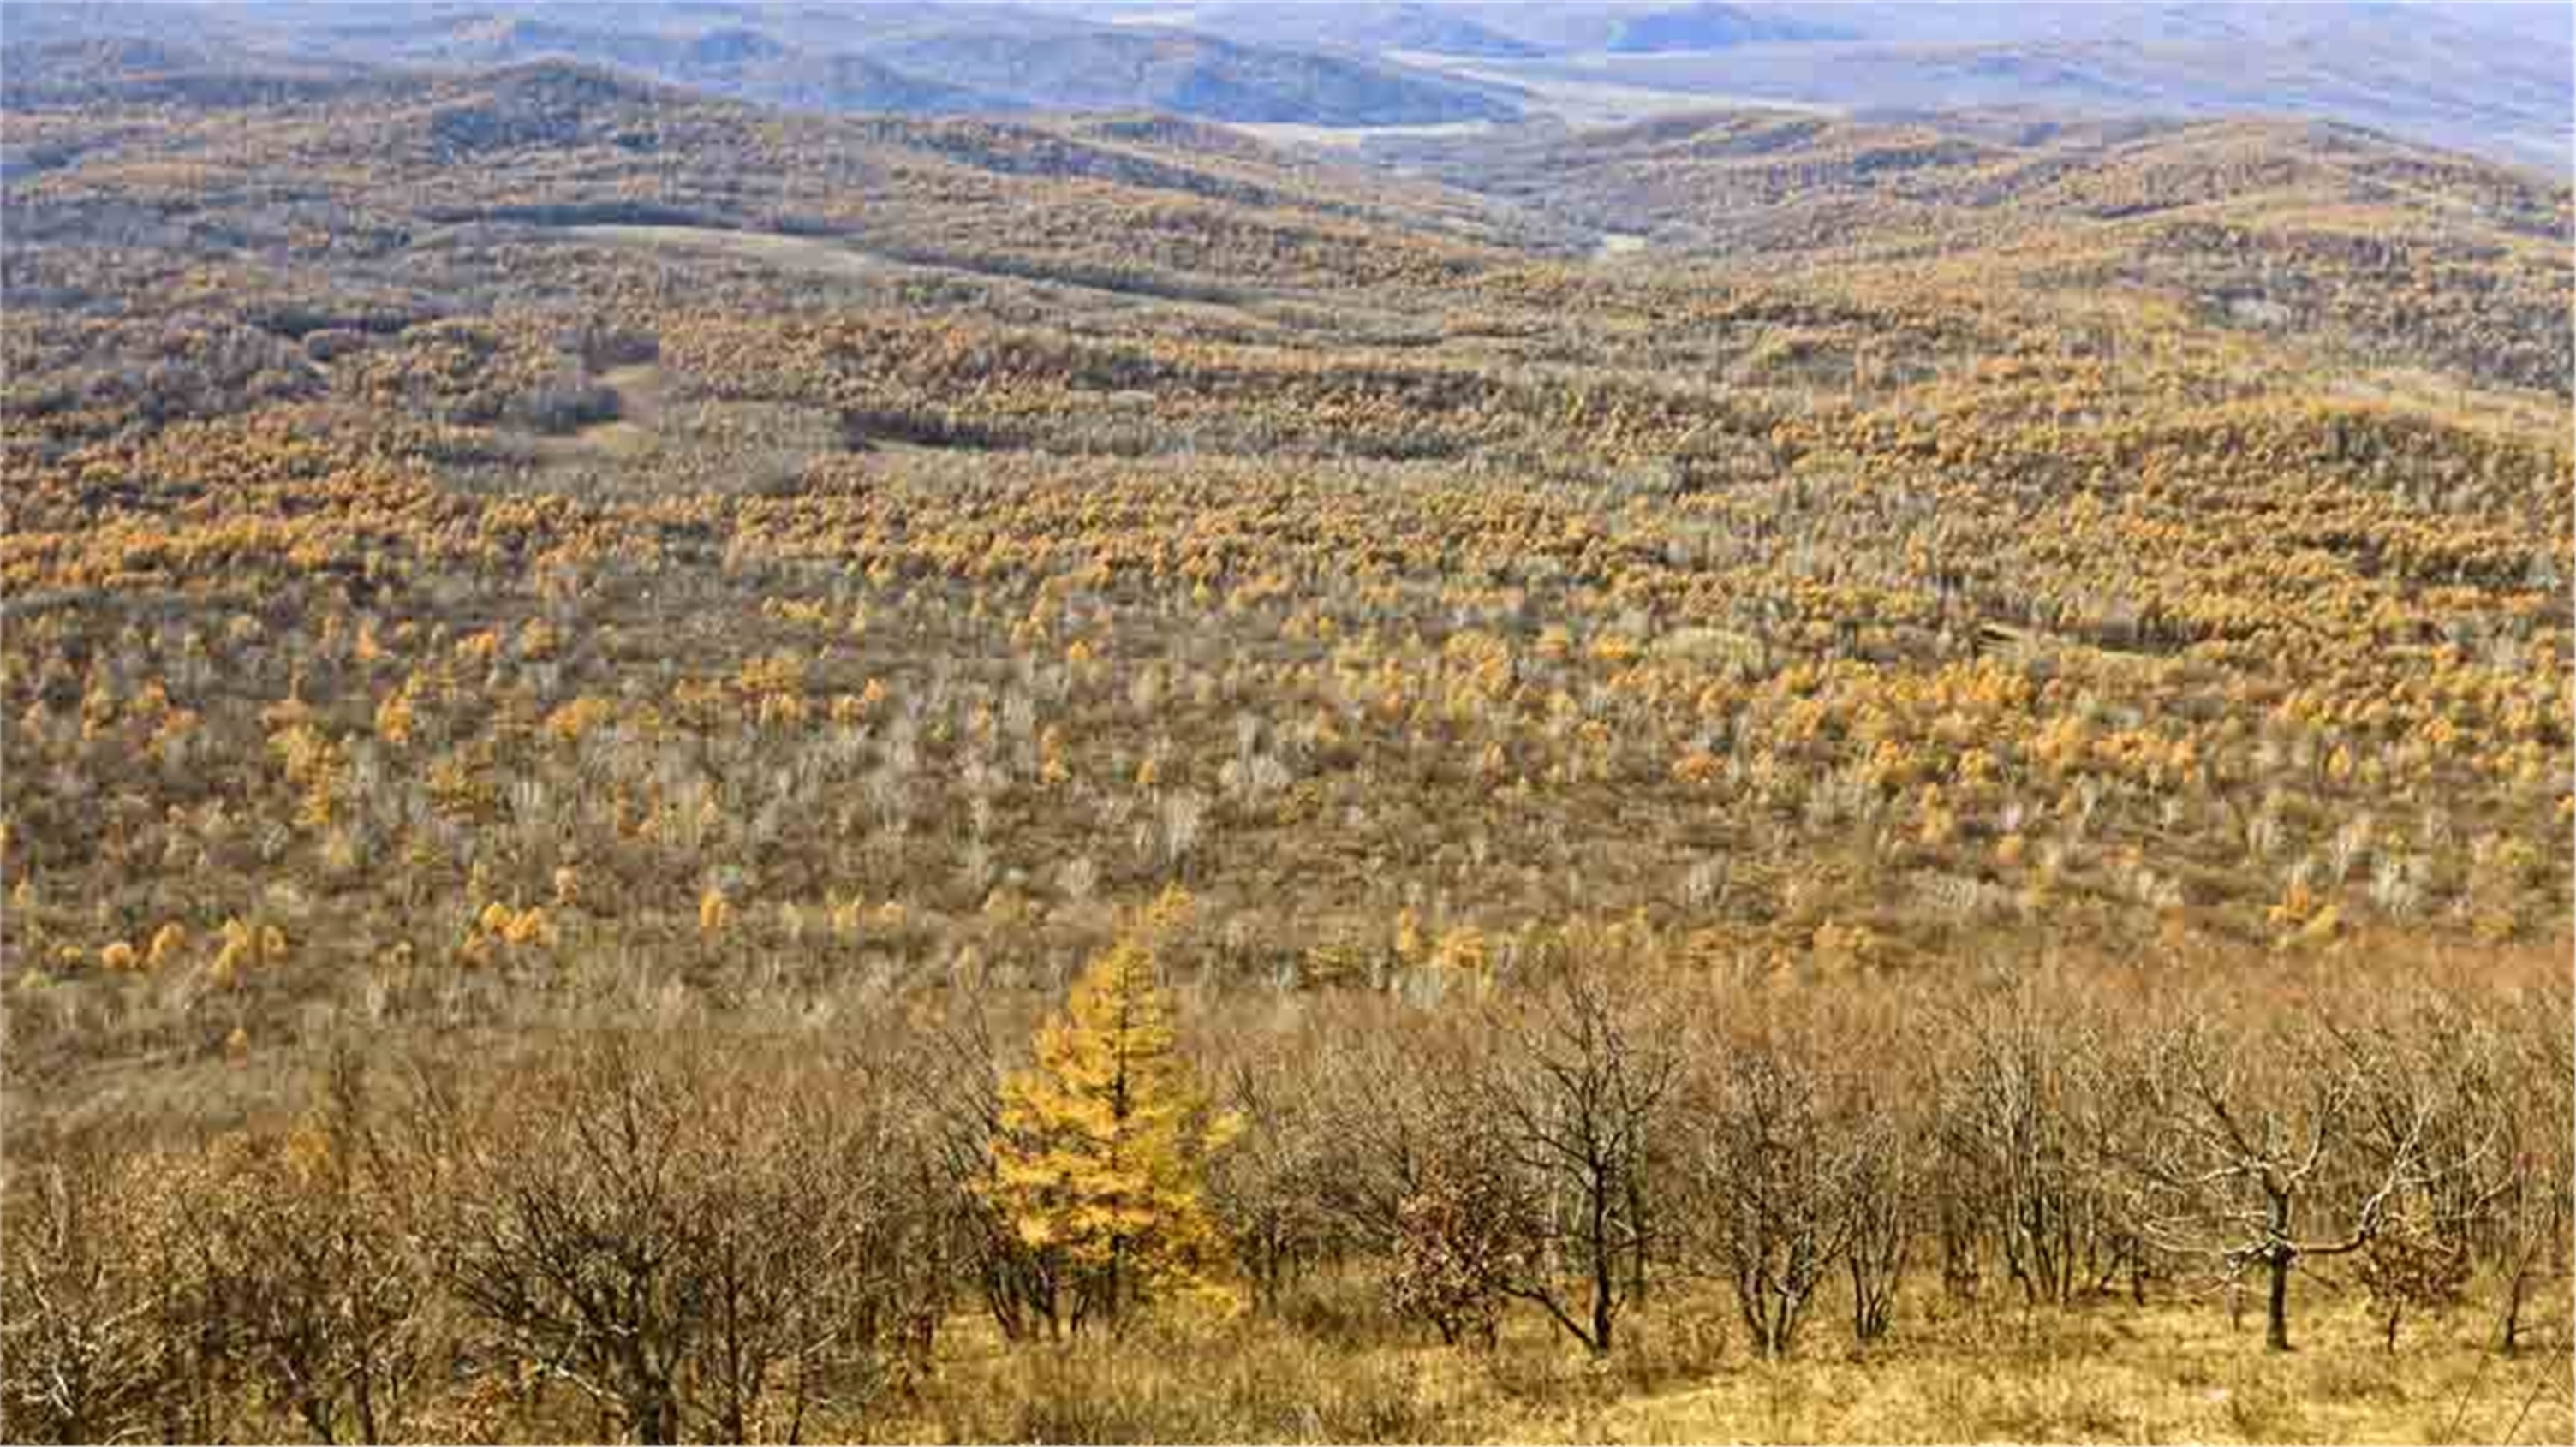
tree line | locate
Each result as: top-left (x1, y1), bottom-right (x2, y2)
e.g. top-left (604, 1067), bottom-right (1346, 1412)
top-left (5, 923), bottom-right (2567, 1443)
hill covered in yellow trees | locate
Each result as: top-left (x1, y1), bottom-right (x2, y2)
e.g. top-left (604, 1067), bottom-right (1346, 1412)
top-left (3, 41), bottom-right (2569, 1446)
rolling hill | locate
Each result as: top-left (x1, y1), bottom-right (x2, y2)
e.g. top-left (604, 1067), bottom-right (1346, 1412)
top-left (2, 0), bottom-right (1529, 126)
top-left (1601, 3), bottom-right (1854, 52)
top-left (1160, 3), bottom-right (1548, 59)
top-left (848, 23), bottom-right (1518, 124)
top-left (1387, 105), bottom-right (2573, 391)
top-left (15, 3), bottom-right (2560, 163)
top-left (3, 13), bottom-right (2573, 1445)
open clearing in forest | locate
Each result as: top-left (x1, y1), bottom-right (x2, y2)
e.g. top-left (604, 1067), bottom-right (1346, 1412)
top-left (561, 223), bottom-right (899, 284)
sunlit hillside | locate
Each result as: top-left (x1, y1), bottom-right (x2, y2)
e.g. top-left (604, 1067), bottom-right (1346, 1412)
top-left (3, 9), bottom-right (2569, 1444)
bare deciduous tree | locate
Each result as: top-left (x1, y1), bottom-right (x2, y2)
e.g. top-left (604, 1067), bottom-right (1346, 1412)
top-left (683, 1077), bottom-right (914, 1443)
top-left (1, 1139), bottom-right (167, 1445)
top-left (2128, 1009), bottom-right (2492, 1353)
top-left (1203, 1033), bottom-right (1343, 1313)
top-left (1685, 1041), bottom-right (1857, 1359)
top-left (1308, 1011), bottom-right (1457, 1256)
top-left (229, 1052), bottom-right (430, 1444)
top-left (1937, 988), bottom-right (2132, 1309)
top-left (1843, 1098), bottom-right (1918, 1346)
top-left (1386, 1136), bottom-right (1536, 1349)
top-left (419, 1035), bottom-right (922, 1442)
top-left (1482, 955), bottom-right (1679, 1357)
top-left (422, 1038), bottom-right (702, 1443)
top-left (2480, 983), bottom-right (2572, 1356)
top-left (896, 999), bottom-right (1066, 1342)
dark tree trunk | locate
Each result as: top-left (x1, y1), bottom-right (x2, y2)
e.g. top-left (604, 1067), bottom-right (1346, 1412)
top-left (1589, 1283), bottom-right (1614, 1355)
top-left (2265, 1247), bottom-right (2293, 1353)
top-left (1627, 1176), bottom-right (1651, 1306)
top-left (2264, 1186), bottom-right (2298, 1353)
top-left (1589, 1190), bottom-right (1616, 1358)
top-left (632, 1391), bottom-right (676, 1446)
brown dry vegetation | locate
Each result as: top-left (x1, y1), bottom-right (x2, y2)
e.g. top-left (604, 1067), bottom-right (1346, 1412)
top-left (2, 53), bottom-right (2571, 1446)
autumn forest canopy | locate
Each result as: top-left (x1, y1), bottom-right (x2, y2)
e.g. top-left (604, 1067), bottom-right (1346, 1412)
top-left (1, 2), bottom-right (2572, 1443)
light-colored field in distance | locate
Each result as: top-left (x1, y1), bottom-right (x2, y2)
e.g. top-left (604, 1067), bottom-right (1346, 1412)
top-left (1227, 118), bottom-right (1500, 149)
top-left (1101, 7), bottom-right (1199, 27)
top-left (1389, 51), bottom-right (1846, 128)
top-left (528, 361), bottom-right (668, 462)
top-left (559, 223), bottom-right (895, 282)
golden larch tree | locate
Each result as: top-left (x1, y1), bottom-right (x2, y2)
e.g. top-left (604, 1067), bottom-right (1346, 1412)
top-left (988, 932), bottom-right (1239, 1332)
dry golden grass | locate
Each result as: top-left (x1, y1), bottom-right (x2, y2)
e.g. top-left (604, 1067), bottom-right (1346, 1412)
top-left (1579, 1294), bottom-right (2573, 1444)
top-left (860, 1274), bottom-right (2572, 1445)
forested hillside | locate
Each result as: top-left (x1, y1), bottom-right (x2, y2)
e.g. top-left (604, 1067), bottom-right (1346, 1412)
top-left (2, 27), bottom-right (2570, 1446)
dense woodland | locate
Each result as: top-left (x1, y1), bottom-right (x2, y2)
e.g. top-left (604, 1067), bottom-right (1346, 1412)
top-left (3, 43), bottom-right (2572, 1445)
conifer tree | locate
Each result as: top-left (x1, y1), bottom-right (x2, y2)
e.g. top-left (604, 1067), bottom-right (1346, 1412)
top-left (987, 929), bottom-right (1239, 1332)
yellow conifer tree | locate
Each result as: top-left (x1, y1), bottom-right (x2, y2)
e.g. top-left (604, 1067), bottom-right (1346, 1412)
top-left (987, 933), bottom-right (1239, 1332)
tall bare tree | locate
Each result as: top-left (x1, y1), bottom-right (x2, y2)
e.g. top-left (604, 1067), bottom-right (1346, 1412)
top-left (2481, 983), bottom-right (2573, 1356)
top-left (1684, 1040), bottom-right (1859, 1359)
top-left (1936, 987), bottom-right (2130, 1309)
top-left (1481, 954), bottom-right (1679, 1356)
top-left (1843, 1093), bottom-right (1919, 1346)
top-left (895, 997), bottom-right (1066, 1342)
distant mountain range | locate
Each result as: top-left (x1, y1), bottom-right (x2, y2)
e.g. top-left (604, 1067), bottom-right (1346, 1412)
top-left (1, 1), bottom-right (1524, 125)
top-left (1169, 4), bottom-right (1547, 61)
top-left (3, 2), bottom-right (2567, 170)
top-left (1600, 3), bottom-right (1855, 53)
top-left (1094, 2), bottom-right (2572, 170)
